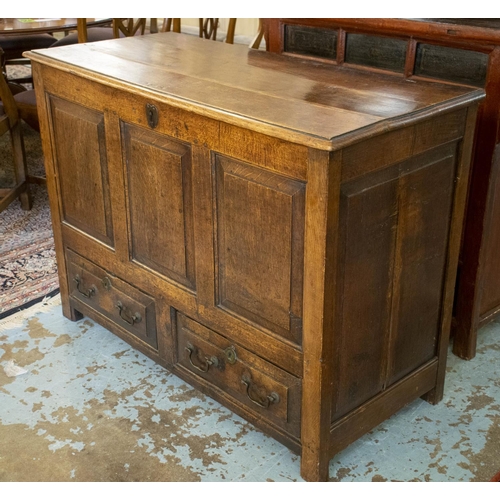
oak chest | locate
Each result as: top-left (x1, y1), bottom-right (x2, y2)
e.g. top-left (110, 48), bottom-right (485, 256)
top-left (27, 32), bottom-right (484, 481)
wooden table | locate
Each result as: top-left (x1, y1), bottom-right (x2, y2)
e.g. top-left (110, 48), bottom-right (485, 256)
top-left (263, 18), bottom-right (500, 361)
top-left (27, 32), bottom-right (483, 481)
top-left (0, 18), bottom-right (112, 43)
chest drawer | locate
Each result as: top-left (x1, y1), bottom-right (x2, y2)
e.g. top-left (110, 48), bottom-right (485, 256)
top-left (174, 312), bottom-right (302, 438)
top-left (66, 249), bottom-right (157, 349)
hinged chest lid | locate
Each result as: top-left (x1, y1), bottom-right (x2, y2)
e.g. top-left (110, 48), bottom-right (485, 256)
top-left (27, 32), bottom-right (485, 150)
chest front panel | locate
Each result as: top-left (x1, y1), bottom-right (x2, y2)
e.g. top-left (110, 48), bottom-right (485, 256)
top-left (213, 155), bottom-right (305, 345)
top-left (121, 123), bottom-right (196, 291)
top-left (49, 96), bottom-right (114, 247)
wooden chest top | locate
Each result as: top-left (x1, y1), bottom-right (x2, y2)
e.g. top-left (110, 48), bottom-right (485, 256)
top-left (27, 32), bottom-right (484, 149)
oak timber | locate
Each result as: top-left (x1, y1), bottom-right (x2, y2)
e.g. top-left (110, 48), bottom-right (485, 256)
top-left (27, 32), bottom-right (483, 481)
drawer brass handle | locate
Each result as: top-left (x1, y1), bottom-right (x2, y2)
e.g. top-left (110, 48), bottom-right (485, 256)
top-left (74, 275), bottom-right (96, 298)
top-left (241, 375), bottom-right (280, 409)
top-left (115, 301), bottom-right (142, 325)
top-left (185, 343), bottom-right (219, 373)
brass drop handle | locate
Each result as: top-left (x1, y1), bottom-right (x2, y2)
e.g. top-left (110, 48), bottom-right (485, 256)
top-left (74, 274), bottom-right (96, 298)
top-left (241, 375), bottom-right (280, 409)
top-left (115, 301), bottom-right (142, 325)
top-left (185, 343), bottom-right (219, 373)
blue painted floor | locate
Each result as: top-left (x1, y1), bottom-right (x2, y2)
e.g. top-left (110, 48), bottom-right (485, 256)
top-left (0, 295), bottom-right (499, 482)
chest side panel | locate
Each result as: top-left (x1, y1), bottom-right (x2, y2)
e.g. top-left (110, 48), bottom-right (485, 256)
top-left (332, 138), bottom-right (458, 420)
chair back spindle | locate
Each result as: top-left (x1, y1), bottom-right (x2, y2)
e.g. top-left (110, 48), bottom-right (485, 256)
top-left (113, 18), bottom-right (146, 38)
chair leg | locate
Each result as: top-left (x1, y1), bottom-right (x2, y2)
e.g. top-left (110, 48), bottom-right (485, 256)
top-left (10, 122), bottom-right (32, 210)
top-left (225, 18), bottom-right (237, 44)
top-left (250, 19), bottom-right (265, 49)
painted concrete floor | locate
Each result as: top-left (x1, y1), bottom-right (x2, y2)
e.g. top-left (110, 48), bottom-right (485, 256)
top-left (0, 294), bottom-right (499, 482)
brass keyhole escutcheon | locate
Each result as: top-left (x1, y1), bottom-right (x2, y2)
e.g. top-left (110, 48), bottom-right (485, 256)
top-left (224, 346), bottom-right (237, 364)
top-left (146, 103), bottom-right (159, 129)
top-left (101, 276), bottom-right (112, 291)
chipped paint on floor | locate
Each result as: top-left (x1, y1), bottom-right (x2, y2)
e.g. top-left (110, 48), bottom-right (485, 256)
top-left (0, 295), bottom-right (499, 482)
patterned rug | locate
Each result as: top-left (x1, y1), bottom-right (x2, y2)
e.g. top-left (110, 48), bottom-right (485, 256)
top-left (0, 83), bottom-right (59, 319)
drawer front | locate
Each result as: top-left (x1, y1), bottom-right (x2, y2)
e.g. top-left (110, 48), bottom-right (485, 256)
top-left (67, 249), bottom-right (158, 349)
top-left (175, 313), bottom-right (301, 438)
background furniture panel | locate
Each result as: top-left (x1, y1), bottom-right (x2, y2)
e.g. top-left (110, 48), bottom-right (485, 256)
top-left (263, 18), bottom-right (500, 361)
top-left (285, 25), bottom-right (337, 59)
top-left (414, 43), bottom-right (489, 86)
top-left (344, 33), bottom-right (407, 72)
top-left (480, 147), bottom-right (500, 316)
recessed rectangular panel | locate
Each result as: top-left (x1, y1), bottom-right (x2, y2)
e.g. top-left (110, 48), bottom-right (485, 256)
top-left (415, 44), bottom-right (488, 87)
top-left (284, 25), bottom-right (338, 59)
top-left (388, 151), bottom-right (456, 384)
top-left (122, 123), bottom-right (195, 290)
top-left (345, 33), bottom-right (407, 72)
top-left (215, 155), bottom-right (305, 345)
top-left (333, 143), bottom-right (458, 421)
top-left (332, 177), bottom-right (398, 420)
top-left (50, 96), bottom-right (113, 246)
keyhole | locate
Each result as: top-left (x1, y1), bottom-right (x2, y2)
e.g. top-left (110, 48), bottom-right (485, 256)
top-left (146, 103), bottom-right (158, 129)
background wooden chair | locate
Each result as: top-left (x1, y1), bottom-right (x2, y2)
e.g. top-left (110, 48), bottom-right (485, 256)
top-left (250, 19), bottom-right (265, 49)
top-left (112, 18), bottom-right (146, 38)
top-left (0, 50), bottom-right (31, 212)
top-left (160, 19), bottom-right (181, 33)
top-left (0, 46), bottom-right (43, 212)
top-left (202, 19), bottom-right (236, 44)
top-left (51, 18), bottom-right (146, 47)
top-left (0, 32), bottom-right (57, 85)
top-left (160, 19), bottom-right (237, 43)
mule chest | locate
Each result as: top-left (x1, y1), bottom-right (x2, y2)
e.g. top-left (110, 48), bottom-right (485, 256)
top-left (28, 32), bottom-right (484, 481)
